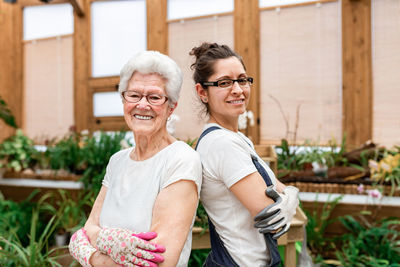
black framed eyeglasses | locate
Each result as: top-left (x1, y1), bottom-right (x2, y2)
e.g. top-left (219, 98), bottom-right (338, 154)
top-left (201, 77), bottom-right (254, 88)
top-left (122, 91), bottom-right (168, 106)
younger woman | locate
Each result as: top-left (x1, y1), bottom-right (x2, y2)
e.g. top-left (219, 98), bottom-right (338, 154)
top-left (190, 43), bottom-right (299, 267)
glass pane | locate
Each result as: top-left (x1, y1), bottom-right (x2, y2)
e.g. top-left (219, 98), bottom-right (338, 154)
top-left (168, 0), bottom-right (233, 20)
top-left (259, 0), bottom-right (315, 8)
top-left (23, 4), bottom-right (73, 41)
top-left (91, 0), bottom-right (146, 77)
top-left (93, 92), bottom-right (124, 117)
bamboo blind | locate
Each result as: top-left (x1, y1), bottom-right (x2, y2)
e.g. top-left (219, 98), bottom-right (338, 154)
top-left (259, 1), bottom-right (342, 145)
top-left (24, 35), bottom-right (74, 142)
top-left (168, 15), bottom-right (234, 141)
top-left (371, 0), bottom-right (400, 148)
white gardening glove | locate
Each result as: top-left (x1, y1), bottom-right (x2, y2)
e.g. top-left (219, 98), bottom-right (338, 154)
top-left (68, 228), bottom-right (97, 267)
top-left (254, 186), bottom-right (299, 239)
top-left (96, 227), bottom-right (165, 267)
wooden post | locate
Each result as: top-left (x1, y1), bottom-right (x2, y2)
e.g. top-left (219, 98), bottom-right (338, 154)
top-left (146, 0), bottom-right (168, 54)
top-left (342, 0), bottom-right (372, 149)
top-left (73, 0), bottom-right (91, 132)
top-left (69, 0), bottom-right (85, 17)
top-left (0, 2), bottom-right (23, 141)
top-left (234, 0), bottom-right (260, 143)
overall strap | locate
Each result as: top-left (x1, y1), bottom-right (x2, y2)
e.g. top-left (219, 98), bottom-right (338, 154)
top-left (195, 126), bottom-right (221, 150)
top-left (251, 155), bottom-right (273, 186)
top-left (196, 126), bottom-right (281, 267)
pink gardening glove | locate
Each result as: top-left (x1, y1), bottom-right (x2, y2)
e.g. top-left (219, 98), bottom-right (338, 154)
top-left (96, 227), bottom-right (165, 267)
top-left (69, 228), bottom-right (97, 267)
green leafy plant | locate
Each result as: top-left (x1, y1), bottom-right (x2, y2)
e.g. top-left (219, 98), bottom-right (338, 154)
top-left (55, 189), bottom-right (94, 234)
top-left (336, 215), bottom-right (400, 266)
top-left (276, 138), bottom-right (303, 171)
top-left (304, 194), bottom-right (344, 261)
top-left (194, 202), bottom-right (208, 231)
top-left (0, 95), bottom-right (17, 128)
top-left (0, 190), bottom-right (56, 247)
top-left (189, 249), bottom-right (210, 267)
top-left (80, 131), bottom-right (127, 194)
top-left (0, 129), bottom-right (38, 172)
top-left (46, 133), bottom-right (85, 174)
top-left (0, 209), bottom-right (65, 267)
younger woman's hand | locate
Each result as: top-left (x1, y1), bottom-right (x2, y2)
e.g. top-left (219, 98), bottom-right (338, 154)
top-left (254, 186), bottom-right (299, 239)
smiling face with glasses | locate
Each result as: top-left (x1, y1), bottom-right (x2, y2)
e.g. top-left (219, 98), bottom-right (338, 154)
top-left (123, 72), bottom-right (175, 137)
top-left (195, 56), bottom-right (252, 131)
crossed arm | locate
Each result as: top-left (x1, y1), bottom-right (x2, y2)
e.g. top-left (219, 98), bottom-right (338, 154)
top-left (230, 171), bottom-right (286, 217)
top-left (74, 179), bottom-right (198, 267)
top-left (231, 171), bottom-right (298, 238)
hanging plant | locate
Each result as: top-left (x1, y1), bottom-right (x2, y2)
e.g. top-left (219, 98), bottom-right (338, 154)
top-left (0, 95), bottom-right (17, 128)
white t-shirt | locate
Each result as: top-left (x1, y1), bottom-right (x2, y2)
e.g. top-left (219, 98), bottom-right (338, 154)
top-left (197, 123), bottom-right (277, 267)
top-left (99, 141), bottom-right (202, 267)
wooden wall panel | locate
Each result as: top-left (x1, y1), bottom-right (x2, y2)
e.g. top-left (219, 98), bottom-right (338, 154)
top-left (0, 2), bottom-right (22, 141)
top-left (73, 0), bottom-right (91, 132)
top-left (147, 0), bottom-right (167, 54)
top-left (234, 0), bottom-right (260, 143)
top-left (342, 0), bottom-right (373, 149)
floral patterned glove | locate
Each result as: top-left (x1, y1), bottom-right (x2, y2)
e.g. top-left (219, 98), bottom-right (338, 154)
top-left (96, 228), bottom-right (165, 267)
top-left (68, 228), bottom-right (97, 267)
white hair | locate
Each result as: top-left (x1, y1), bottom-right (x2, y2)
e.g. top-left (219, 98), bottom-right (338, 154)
top-left (118, 51), bottom-right (183, 105)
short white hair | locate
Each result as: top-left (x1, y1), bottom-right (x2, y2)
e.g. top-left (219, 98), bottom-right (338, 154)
top-left (118, 51), bottom-right (183, 105)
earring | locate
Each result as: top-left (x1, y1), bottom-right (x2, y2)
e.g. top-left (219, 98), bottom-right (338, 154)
top-left (202, 97), bottom-right (208, 103)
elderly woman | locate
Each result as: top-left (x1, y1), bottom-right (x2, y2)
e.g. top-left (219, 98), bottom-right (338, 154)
top-left (69, 51), bottom-right (202, 267)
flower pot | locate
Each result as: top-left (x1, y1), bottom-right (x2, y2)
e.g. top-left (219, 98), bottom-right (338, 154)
top-left (55, 232), bottom-right (68, 247)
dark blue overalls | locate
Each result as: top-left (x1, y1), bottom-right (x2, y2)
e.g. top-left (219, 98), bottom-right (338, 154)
top-left (196, 126), bottom-right (281, 267)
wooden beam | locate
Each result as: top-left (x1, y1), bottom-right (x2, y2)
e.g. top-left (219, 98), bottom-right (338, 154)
top-left (259, 0), bottom-right (337, 11)
top-left (234, 0), bottom-right (260, 143)
top-left (146, 0), bottom-right (167, 54)
top-left (73, 0), bottom-right (91, 132)
top-left (19, 0), bottom-right (68, 7)
top-left (69, 0), bottom-right (85, 17)
top-left (88, 76), bottom-right (119, 89)
top-left (342, 0), bottom-right (372, 149)
top-left (0, 2), bottom-right (23, 141)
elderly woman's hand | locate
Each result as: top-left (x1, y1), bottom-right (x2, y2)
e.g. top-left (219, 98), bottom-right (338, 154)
top-left (96, 227), bottom-right (165, 267)
top-left (69, 228), bottom-right (97, 267)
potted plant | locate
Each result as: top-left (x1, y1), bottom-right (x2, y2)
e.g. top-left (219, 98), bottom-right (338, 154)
top-left (0, 129), bottom-right (38, 174)
top-left (54, 189), bottom-right (94, 246)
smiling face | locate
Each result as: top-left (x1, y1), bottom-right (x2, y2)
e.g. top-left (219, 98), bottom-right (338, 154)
top-left (197, 56), bottom-right (250, 128)
top-left (123, 72), bottom-right (174, 137)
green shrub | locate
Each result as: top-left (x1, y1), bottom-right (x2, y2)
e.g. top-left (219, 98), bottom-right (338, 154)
top-left (0, 95), bottom-right (17, 128)
top-left (80, 131), bottom-right (127, 194)
top-left (304, 194), bottom-right (343, 261)
top-left (0, 130), bottom-right (38, 172)
top-left (336, 215), bottom-right (400, 266)
top-left (0, 190), bottom-right (55, 247)
top-left (0, 209), bottom-right (64, 267)
top-left (46, 134), bottom-right (85, 174)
